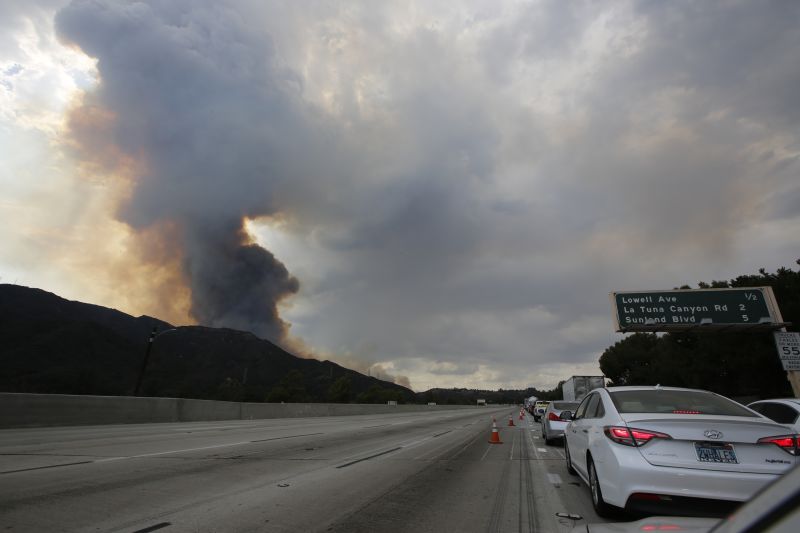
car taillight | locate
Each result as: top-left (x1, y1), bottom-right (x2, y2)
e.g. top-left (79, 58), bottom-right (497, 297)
top-left (757, 435), bottom-right (799, 455)
top-left (548, 412), bottom-right (560, 421)
top-left (604, 426), bottom-right (672, 447)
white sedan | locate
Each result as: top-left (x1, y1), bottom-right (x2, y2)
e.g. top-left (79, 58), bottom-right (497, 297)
top-left (564, 386), bottom-right (798, 518)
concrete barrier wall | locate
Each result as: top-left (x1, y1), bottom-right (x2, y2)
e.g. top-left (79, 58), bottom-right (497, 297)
top-left (0, 393), bottom-right (480, 428)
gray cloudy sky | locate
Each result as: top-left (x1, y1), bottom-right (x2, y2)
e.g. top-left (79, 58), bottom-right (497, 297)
top-left (1, 1), bottom-right (799, 391)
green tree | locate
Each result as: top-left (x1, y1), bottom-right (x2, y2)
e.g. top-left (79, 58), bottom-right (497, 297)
top-left (266, 369), bottom-right (309, 403)
top-left (327, 376), bottom-right (352, 403)
top-left (356, 385), bottom-right (404, 404)
top-left (599, 266), bottom-right (799, 398)
top-left (215, 377), bottom-right (244, 402)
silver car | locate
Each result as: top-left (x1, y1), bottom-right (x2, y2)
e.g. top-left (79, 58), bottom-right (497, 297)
top-left (564, 386), bottom-right (798, 518)
top-left (542, 400), bottom-right (580, 445)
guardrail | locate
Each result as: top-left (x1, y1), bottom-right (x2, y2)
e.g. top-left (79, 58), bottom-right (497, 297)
top-left (0, 393), bottom-right (479, 428)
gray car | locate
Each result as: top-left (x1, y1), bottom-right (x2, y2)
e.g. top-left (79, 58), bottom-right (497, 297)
top-left (541, 400), bottom-right (580, 445)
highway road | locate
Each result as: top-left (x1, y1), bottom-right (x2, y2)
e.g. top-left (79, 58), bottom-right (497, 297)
top-left (0, 408), bottom-right (612, 532)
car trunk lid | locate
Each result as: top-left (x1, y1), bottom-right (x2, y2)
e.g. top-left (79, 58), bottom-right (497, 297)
top-left (618, 415), bottom-right (797, 474)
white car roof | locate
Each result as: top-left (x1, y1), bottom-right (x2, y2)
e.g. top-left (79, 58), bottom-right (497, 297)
top-left (604, 385), bottom-right (710, 393)
top-left (748, 398), bottom-right (800, 405)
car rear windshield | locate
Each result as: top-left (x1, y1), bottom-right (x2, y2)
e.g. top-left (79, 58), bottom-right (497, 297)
top-left (552, 402), bottom-right (579, 410)
top-left (609, 390), bottom-right (758, 417)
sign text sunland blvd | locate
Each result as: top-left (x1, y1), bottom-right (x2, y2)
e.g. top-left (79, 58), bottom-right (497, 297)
top-left (612, 288), bottom-right (777, 332)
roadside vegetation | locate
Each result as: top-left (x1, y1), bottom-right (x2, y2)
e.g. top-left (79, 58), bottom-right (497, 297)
top-left (599, 266), bottom-right (799, 400)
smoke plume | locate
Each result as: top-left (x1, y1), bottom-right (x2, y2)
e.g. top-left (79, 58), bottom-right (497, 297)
top-left (55, 0), bottom-right (309, 343)
top-left (184, 220), bottom-right (298, 341)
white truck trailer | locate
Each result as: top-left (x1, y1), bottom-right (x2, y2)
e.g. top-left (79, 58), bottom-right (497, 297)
top-left (562, 376), bottom-right (605, 402)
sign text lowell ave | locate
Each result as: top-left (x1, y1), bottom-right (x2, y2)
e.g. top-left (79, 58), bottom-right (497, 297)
top-left (612, 287), bottom-right (777, 332)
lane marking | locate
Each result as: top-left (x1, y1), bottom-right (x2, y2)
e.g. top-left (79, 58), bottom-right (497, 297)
top-left (177, 425), bottom-right (237, 432)
top-left (95, 442), bottom-right (253, 462)
top-left (250, 432), bottom-right (324, 443)
top-left (509, 432), bottom-right (516, 460)
top-left (0, 453), bottom-right (101, 458)
top-left (410, 431), bottom-right (461, 460)
top-left (480, 445), bottom-right (492, 461)
top-left (132, 522), bottom-right (171, 533)
top-left (94, 432), bottom-right (325, 463)
top-left (0, 460), bottom-right (94, 475)
top-left (537, 448), bottom-right (548, 453)
top-left (335, 447), bottom-right (402, 469)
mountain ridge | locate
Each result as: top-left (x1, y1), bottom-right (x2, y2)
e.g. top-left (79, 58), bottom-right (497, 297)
top-left (0, 284), bottom-right (413, 403)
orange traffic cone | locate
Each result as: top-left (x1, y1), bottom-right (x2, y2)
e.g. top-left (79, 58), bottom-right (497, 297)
top-left (508, 415), bottom-right (515, 427)
top-left (489, 421), bottom-right (502, 444)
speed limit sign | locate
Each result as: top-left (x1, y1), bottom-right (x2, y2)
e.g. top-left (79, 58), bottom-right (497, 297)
top-left (774, 332), bottom-right (800, 371)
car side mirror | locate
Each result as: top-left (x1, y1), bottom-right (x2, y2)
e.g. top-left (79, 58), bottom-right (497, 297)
top-left (560, 411), bottom-right (573, 421)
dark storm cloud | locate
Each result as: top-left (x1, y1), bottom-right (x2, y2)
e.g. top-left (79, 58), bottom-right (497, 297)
top-left (629, 0), bottom-right (800, 127)
top-left (273, 0), bottom-right (800, 386)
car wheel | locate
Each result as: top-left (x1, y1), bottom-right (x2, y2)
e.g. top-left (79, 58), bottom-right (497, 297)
top-left (588, 458), bottom-right (615, 518)
top-left (564, 438), bottom-right (577, 475)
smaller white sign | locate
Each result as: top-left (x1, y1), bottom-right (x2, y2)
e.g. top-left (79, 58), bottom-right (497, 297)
top-left (781, 359), bottom-right (800, 371)
top-left (774, 332), bottom-right (800, 362)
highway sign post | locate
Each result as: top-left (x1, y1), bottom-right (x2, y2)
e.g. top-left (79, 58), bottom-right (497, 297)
top-left (610, 287), bottom-right (798, 397)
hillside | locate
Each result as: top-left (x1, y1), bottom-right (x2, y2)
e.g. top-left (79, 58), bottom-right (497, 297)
top-left (0, 284), bottom-right (413, 403)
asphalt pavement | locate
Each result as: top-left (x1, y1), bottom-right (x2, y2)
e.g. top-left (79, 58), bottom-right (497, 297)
top-left (0, 408), bottom-right (611, 532)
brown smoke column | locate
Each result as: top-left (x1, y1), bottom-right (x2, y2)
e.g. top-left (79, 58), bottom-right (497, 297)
top-left (55, 1), bottom-right (305, 344)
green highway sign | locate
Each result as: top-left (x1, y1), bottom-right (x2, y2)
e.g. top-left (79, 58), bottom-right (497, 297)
top-left (611, 287), bottom-right (783, 333)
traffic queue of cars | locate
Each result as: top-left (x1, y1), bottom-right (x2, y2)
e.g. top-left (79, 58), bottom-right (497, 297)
top-left (541, 385), bottom-right (799, 525)
top-left (532, 400), bottom-right (550, 421)
top-left (541, 400), bottom-right (579, 444)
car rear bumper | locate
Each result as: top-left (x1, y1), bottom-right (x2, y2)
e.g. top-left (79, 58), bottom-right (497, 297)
top-left (625, 494), bottom-right (740, 518)
top-left (597, 446), bottom-right (783, 510)
top-left (544, 421), bottom-right (569, 438)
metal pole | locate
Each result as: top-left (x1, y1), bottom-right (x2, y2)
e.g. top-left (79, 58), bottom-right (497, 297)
top-left (766, 287), bottom-right (800, 398)
top-left (134, 327), bottom-right (158, 396)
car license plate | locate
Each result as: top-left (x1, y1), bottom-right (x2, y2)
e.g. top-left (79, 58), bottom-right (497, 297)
top-left (694, 442), bottom-right (738, 464)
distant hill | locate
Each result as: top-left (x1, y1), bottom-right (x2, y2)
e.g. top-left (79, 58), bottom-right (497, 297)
top-left (0, 284), bottom-right (413, 403)
top-left (418, 387), bottom-right (547, 406)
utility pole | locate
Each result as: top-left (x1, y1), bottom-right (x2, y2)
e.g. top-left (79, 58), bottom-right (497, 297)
top-left (134, 327), bottom-right (158, 396)
top-left (133, 326), bottom-right (177, 396)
